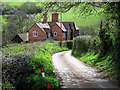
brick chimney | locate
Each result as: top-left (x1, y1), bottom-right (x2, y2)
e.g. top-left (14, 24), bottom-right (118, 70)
top-left (52, 13), bottom-right (58, 22)
top-left (43, 13), bottom-right (47, 22)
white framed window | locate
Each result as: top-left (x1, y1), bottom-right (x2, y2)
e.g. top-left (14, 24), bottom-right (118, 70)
top-left (63, 33), bottom-right (65, 37)
top-left (54, 32), bottom-right (57, 36)
top-left (33, 31), bottom-right (38, 37)
top-left (48, 33), bottom-right (50, 38)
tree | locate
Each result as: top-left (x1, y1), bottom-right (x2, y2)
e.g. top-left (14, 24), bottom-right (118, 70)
top-left (19, 2), bottom-right (42, 14)
top-left (2, 2), bottom-right (42, 15)
top-left (41, 2), bottom-right (103, 15)
top-left (2, 2), bottom-right (43, 44)
top-left (2, 10), bottom-right (35, 43)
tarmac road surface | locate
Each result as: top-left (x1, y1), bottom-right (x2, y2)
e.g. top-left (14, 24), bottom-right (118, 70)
top-left (52, 51), bottom-right (119, 89)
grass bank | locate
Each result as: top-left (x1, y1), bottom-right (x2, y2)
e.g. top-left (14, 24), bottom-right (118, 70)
top-left (72, 50), bottom-right (120, 83)
top-left (2, 2), bottom-right (102, 31)
top-left (72, 35), bottom-right (120, 84)
top-left (2, 41), bottom-right (68, 89)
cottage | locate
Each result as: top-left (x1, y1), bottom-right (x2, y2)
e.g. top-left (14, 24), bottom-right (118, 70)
top-left (28, 22), bottom-right (50, 43)
top-left (12, 13), bottom-right (79, 43)
top-left (28, 13), bottom-right (79, 43)
top-left (12, 33), bottom-right (28, 43)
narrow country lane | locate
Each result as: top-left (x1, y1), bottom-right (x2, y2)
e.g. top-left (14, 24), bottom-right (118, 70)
top-left (52, 51), bottom-right (119, 89)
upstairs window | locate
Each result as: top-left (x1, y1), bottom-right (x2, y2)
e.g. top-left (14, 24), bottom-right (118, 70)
top-left (33, 31), bottom-right (38, 37)
top-left (54, 32), bottom-right (57, 36)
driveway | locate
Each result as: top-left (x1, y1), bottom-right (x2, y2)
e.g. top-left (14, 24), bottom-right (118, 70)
top-left (52, 51), bottom-right (119, 89)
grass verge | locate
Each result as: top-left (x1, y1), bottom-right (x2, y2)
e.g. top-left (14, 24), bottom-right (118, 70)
top-left (2, 41), bottom-right (68, 89)
top-left (72, 50), bottom-right (120, 82)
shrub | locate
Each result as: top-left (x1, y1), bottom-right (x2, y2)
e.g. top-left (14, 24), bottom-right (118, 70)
top-left (2, 54), bottom-right (31, 89)
top-left (2, 41), bottom-right (69, 89)
top-left (26, 51), bottom-right (59, 89)
top-left (62, 40), bottom-right (73, 49)
top-left (26, 75), bottom-right (60, 89)
top-left (62, 41), bottom-right (67, 48)
top-left (72, 35), bottom-right (93, 52)
top-left (25, 42), bottom-right (65, 89)
top-left (91, 36), bottom-right (101, 53)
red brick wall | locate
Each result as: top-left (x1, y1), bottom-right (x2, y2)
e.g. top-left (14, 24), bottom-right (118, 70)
top-left (52, 13), bottom-right (58, 22)
top-left (44, 28), bottom-right (50, 33)
top-left (43, 14), bottom-right (47, 22)
top-left (52, 24), bottom-right (66, 41)
top-left (29, 23), bottom-right (47, 43)
top-left (44, 28), bottom-right (51, 38)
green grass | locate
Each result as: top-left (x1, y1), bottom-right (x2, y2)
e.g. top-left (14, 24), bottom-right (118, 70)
top-left (40, 6), bottom-right (102, 28)
top-left (0, 15), bottom-right (7, 24)
top-left (2, 41), bottom-right (69, 89)
top-left (72, 50), bottom-right (119, 80)
top-left (2, 2), bottom-right (41, 7)
top-left (2, 41), bottom-right (68, 56)
top-left (26, 42), bottom-right (68, 89)
top-left (1, 0), bottom-right (38, 2)
top-left (2, 2), bottom-right (24, 7)
top-left (39, 9), bottom-right (102, 29)
top-left (62, 10), bottom-right (101, 28)
top-left (36, 8), bottom-right (102, 36)
top-left (2, 2), bottom-right (102, 32)
top-left (72, 51), bottom-right (99, 66)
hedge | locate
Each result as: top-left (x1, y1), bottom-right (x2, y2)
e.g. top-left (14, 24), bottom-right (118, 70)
top-left (62, 40), bottom-right (73, 49)
top-left (72, 35), bottom-right (93, 52)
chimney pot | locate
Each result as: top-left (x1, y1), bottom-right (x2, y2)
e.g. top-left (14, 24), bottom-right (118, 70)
top-left (52, 13), bottom-right (58, 22)
top-left (43, 13), bottom-right (47, 22)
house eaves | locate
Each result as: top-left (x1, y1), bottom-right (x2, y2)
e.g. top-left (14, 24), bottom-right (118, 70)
top-left (74, 24), bottom-right (79, 30)
top-left (36, 23), bottom-right (49, 34)
top-left (56, 22), bottom-right (67, 32)
top-left (18, 33), bottom-right (28, 41)
top-left (36, 22), bottom-right (50, 29)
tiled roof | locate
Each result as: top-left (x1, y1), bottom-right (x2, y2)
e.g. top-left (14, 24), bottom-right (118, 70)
top-left (36, 22), bottom-right (50, 34)
top-left (41, 28), bottom-right (46, 34)
top-left (62, 22), bottom-right (70, 30)
top-left (69, 22), bottom-right (75, 31)
top-left (18, 33), bottom-right (28, 41)
top-left (48, 22), bottom-right (55, 29)
top-left (36, 22), bottom-right (79, 33)
top-left (56, 22), bottom-right (67, 32)
top-left (75, 24), bottom-right (79, 30)
top-left (63, 22), bottom-right (79, 31)
top-left (36, 22), bottom-right (50, 29)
